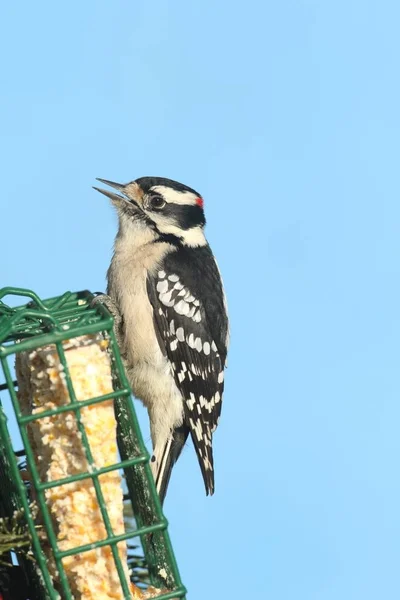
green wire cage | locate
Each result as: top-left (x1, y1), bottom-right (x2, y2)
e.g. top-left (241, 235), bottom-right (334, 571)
top-left (0, 287), bottom-right (186, 600)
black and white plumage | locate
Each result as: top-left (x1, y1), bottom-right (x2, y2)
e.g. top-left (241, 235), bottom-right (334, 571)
top-left (93, 176), bottom-right (229, 504)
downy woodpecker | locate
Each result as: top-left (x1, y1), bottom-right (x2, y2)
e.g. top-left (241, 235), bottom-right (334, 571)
top-left (93, 176), bottom-right (229, 504)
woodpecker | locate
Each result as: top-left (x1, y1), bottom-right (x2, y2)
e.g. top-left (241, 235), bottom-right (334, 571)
top-left (93, 176), bottom-right (229, 504)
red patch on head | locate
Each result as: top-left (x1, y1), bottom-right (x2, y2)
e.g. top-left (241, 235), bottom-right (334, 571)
top-left (196, 197), bottom-right (204, 208)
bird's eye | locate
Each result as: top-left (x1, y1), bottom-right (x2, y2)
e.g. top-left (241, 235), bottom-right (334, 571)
top-left (150, 195), bottom-right (166, 210)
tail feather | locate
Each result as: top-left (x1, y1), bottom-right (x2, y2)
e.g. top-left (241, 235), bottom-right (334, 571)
top-left (152, 425), bottom-right (189, 505)
top-left (189, 427), bottom-right (215, 496)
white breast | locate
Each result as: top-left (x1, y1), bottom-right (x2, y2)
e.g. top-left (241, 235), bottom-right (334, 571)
top-left (107, 226), bottom-right (183, 437)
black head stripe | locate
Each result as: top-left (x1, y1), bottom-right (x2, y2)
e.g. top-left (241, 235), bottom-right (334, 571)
top-left (162, 203), bottom-right (205, 230)
top-left (135, 176), bottom-right (200, 196)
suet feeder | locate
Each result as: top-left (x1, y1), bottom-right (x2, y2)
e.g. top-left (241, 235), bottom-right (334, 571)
top-left (0, 287), bottom-right (186, 600)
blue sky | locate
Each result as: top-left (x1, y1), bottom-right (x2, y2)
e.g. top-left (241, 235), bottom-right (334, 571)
top-left (1, 1), bottom-right (400, 598)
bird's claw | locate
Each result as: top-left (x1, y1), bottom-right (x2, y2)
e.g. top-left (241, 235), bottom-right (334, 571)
top-left (91, 293), bottom-right (124, 351)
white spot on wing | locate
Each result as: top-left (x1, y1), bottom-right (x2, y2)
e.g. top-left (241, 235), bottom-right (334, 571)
top-left (158, 270), bottom-right (166, 278)
top-left (203, 342), bottom-right (210, 355)
top-left (157, 280), bottom-right (168, 294)
top-left (218, 371), bottom-right (224, 383)
top-left (193, 311), bottom-right (201, 323)
top-left (168, 274), bottom-right (179, 282)
top-left (195, 337), bottom-right (202, 352)
top-left (187, 393), bottom-right (196, 410)
top-left (175, 300), bottom-right (190, 315)
top-left (187, 306), bottom-right (196, 318)
top-left (160, 290), bottom-right (173, 304)
top-left (176, 327), bottom-right (185, 342)
top-left (191, 363), bottom-right (198, 375)
top-left (160, 296), bottom-right (175, 307)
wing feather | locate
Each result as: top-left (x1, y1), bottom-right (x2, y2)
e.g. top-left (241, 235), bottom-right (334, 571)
top-left (147, 256), bottom-right (227, 494)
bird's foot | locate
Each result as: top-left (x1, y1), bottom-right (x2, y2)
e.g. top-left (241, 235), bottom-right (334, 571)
top-left (91, 293), bottom-right (124, 350)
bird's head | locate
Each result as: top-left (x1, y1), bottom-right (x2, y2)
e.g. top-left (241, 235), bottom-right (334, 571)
top-left (94, 176), bottom-right (206, 247)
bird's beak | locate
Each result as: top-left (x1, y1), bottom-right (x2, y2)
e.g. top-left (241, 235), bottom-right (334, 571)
top-left (93, 178), bottom-right (127, 205)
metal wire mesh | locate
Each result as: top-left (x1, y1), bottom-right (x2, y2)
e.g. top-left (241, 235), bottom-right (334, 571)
top-left (0, 287), bottom-right (186, 600)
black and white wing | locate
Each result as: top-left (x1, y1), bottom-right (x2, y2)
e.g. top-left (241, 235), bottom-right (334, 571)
top-left (147, 245), bottom-right (228, 496)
